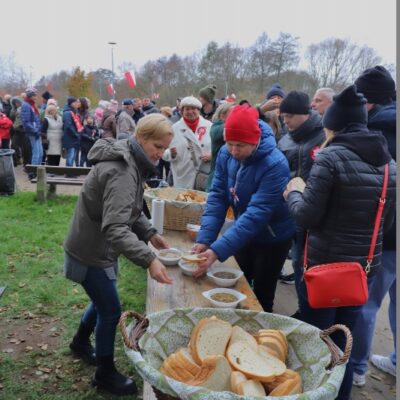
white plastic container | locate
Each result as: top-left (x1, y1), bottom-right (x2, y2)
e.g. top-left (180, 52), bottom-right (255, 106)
top-left (206, 267), bottom-right (243, 287)
top-left (156, 248), bottom-right (182, 266)
top-left (202, 288), bottom-right (247, 308)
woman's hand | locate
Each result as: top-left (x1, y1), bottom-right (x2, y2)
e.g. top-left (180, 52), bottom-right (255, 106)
top-left (192, 249), bottom-right (218, 278)
top-left (191, 243), bottom-right (209, 254)
top-left (200, 153), bottom-right (211, 162)
top-left (148, 258), bottom-right (173, 284)
top-left (283, 177), bottom-right (306, 200)
top-left (150, 234), bottom-right (169, 250)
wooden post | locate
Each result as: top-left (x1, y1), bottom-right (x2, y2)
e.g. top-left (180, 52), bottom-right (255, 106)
top-left (36, 166), bottom-right (47, 203)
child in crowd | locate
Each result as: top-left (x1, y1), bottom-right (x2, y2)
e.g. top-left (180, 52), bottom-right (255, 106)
top-left (80, 115), bottom-right (99, 167)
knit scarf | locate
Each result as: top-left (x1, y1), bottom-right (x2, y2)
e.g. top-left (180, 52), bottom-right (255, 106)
top-left (26, 98), bottom-right (39, 115)
top-left (71, 111), bottom-right (84, 133)
top-left (183, 117), bottom-right (200, 133)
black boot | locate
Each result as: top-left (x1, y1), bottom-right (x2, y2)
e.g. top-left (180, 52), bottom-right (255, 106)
top-left (92, 355), bottom-right (137, 396)
top-left (69, 321), bottom-right (97, 366)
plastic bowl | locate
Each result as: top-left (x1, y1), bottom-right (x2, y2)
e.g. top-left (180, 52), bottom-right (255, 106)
top-left (186, 223), bottom-right (201, 241)
top-left (157, 248), bottom-right (182, 266)
top-left (202, 288), bottom-right (247, 308)
top-left (178, 259), bottom-right (199, 276)
top-left (206, 267), bottom-right (243, 287)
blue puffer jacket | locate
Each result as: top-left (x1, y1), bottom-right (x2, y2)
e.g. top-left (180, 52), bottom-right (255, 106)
top-left (62, 104), bottom-right (80, 149)
top-left (197, 120), bottom-right (295, 262)
top-left (21, 101), bottom-right (41, 137)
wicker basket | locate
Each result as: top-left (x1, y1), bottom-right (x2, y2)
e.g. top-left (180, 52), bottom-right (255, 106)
top-left (144, 187), bottom-right (208, 231)
top-left (119, 309), bottom-right (352, 400)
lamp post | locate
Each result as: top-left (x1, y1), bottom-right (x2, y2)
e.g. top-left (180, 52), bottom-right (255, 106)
top-left (108, 42), bottom-right (117, 99)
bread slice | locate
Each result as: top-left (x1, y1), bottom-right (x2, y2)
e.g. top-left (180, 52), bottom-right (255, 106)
top-left (237, 380), bottom-right (266, 397)
top-left (230, 371), bottom-right (247, 394)
top-left (226, 341), bottom-right (286, 382)
top-left (257, 329), bottom-right (288, 359)
top-left (182, 254), bottom-right (207, 262)
top-left (264, 369), bottom-right (302, 393)
top-left (258, 342), bottom-right (282, 361)
top-left (162, 355), bottom-right (195, 382)
top-left (268, 376), bottom-right (302, 396)
top-left (175, 348), bottom-right (201, 376)
top-left (258, 337), bottom-right (286, 362)
top-left (229, 326), bottom-right (258, 350)
top-left (190, 317), bottom-right (232, 365)
top-left (187, 355), bottom-right (232, 392)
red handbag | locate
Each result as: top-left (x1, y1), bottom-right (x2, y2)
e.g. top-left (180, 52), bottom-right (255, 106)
top-left (303, 164), bottom-right (389, 309)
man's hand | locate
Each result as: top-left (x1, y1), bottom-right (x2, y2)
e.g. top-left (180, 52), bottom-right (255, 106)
top-left (191, 243), bottom-right (208, 254)
top-left (192, 249), bottom-right (218, 278)
top-left (170, 147), bottom-right (177, 159)
top-left (200, 153), bottom-right (211, 162)
top-left (283, 177), bottom-right (306, 200)
top-left (150, 234), bottom-right (169, 250)
top-left (148, 258), bottom-right (172, 284)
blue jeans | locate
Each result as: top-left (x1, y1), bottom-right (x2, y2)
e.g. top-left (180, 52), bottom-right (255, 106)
top-left (66, 147), bottom-right (76, 167)
top-left (351, 250), bottom-right (396, 374)
top-left (80, 267), bottom-right (121, 357)
top-left (299, 279), bottom-right (361, 400)
top-left (28, 135), bottom-right (43, 165)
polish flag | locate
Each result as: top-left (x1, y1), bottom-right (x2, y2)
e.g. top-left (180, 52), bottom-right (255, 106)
top-left (106, 83), bottom-right (114, 96)
top-left (124, 71), bottom-right (136, 89)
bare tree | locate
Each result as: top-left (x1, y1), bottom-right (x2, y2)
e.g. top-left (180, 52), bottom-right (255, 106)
top-left (306, 38), bottom-right (382, 89)
top-left (269, 33), bottom-right (300, 80)
top-left (249, 32), bottom-right (273, 90)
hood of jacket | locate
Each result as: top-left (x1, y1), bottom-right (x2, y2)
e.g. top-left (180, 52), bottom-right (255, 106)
top-left (368, 102), bottom-right (396, 131)
top-left (88, 137), bottom-right (158, 179)
top-left (330, 124), bottom-right (392, 166)
top-left (289, 111), bottom-right (323, 143)
top-left (242, 120), bottom-right (277, 165)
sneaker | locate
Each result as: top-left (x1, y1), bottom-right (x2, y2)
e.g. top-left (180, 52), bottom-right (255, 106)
top-left (370, 354), bottom-right (396, 377)
top-left (280, 273), bottom-right (295, 284)
top-left (352, 372), bottom-right (366, 387)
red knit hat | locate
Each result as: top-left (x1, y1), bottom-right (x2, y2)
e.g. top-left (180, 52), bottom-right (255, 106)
top-left (224, 105), bottom-right (261, 145)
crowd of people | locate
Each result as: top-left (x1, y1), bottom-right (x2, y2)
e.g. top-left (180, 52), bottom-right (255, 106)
top-left (1, 66), bottom-right (396, 399)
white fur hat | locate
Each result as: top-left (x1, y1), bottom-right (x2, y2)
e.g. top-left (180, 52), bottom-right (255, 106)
top-left (180, 96), bottom-right (202, 110)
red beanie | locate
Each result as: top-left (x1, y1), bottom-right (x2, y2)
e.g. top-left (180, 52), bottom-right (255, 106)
top-left (224, 105), bottom-right (261, 145)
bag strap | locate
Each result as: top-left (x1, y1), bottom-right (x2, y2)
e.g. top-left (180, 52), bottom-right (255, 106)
top-left (185, 137), bottom-right (200, 169)
top-left (303, 163), bottom-right (389, 274)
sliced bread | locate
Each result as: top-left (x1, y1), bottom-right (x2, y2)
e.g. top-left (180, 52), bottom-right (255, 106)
top-left (230, 371), bottom-right (248, 394)
top-left (237, 380), bottom-right (266, 397)
top-left (229, 326), bottom-right (258, 350)
top-left (175, 348), bottom-right (201, 376)
top-left (226, 341), bottom-right (286, 382)
top-left (264, 369), bottom-right (302, 393)
top-left (190, 317), bottom-right (232, 365)
top-left (187, 355), bottom-right (232, 392)
top-left (268, 376), bottom-right (302, 396)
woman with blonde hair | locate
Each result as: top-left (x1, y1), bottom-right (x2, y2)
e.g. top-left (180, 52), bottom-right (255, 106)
top-left (42, 104), bottom-right (63, 165)
top-left (64, 114), bottom-right (174, 396)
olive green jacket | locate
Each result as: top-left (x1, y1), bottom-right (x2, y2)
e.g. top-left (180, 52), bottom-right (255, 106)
top-left (64, 138), bottom-right (157, 268)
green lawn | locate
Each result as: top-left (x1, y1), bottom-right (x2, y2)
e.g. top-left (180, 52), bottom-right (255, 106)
top-left (0, 192), bottom-right (147, 399)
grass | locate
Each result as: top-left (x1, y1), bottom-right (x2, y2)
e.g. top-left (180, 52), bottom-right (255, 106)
top-left (0, 192), bottom-right (147, 399)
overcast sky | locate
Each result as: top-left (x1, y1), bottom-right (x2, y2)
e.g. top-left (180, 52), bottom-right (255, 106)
top-left (2, 0), bottom-right (396, 81)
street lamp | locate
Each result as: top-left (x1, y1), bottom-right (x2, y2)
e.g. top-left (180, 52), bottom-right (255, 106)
top-left (108, 42), bottom-right (117, 99)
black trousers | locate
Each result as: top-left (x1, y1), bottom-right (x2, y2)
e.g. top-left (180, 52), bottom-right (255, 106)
top-left (234, 239), bottom-right (292, 312)
top-left (47, 155), bottom-right (61, 166)
top-left (12, 129), bottom-right (31, 166)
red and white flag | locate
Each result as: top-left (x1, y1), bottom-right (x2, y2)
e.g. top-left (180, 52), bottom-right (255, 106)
top-left (124, 70), bottom-right (136, 89)
top-left (106, 83), bottom-right (114, 96)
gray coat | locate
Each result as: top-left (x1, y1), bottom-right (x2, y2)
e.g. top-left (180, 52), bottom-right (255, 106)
top-left (116, 109), bottom-right (136, 136)
top-left (64, 138), bottom-right (157, 269)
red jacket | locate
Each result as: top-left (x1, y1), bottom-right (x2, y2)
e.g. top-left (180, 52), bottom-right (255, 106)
top-left (0, 114), bottom-right (13, 140)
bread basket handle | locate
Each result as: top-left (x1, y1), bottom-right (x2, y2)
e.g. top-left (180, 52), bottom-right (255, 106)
top-left (119, 311), bottom-right (149, 351)
top-left (320, 324), bottom-right (353, 370)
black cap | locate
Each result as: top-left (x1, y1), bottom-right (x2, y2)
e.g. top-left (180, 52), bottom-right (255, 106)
top-left (279, 91), bottom-right (310, 115)
top-left (323, 85), bottom-right (367, 132)
top-left (67, 96), bottom-right (78, 106)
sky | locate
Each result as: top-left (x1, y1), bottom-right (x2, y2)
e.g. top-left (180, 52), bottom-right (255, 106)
top-left (2, 0), bottom-right (396, 82)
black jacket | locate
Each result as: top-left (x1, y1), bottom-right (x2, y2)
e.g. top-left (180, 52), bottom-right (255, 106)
top-left (287, 125), bottom-right (396, 277)
top-left (278, 111), bottom-right (325, 181)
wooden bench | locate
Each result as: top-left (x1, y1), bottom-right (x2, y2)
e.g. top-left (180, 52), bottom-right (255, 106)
top-left (143, 229), bottom-right (262, 400)
top-left (25, 165), bottom-right (91, 203)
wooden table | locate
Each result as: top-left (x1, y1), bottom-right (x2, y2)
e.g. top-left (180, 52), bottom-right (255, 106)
top-left (143, 229), bottom-right (262, 400)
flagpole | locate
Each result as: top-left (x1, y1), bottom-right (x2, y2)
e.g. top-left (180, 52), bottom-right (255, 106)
top-left (108, 42), bottom-right (117, 100)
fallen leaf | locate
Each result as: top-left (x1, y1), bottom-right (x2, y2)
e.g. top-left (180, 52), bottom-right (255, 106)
top-left (370, 373), bottom-right (382, 381)
top-left (72, 288), bottom-right (79, 294)
top-left (25, 346), bottom-right (33, 352)
top-left (2, 348), bottom-right (14, 353)
top-left (9, 339), bottom-right (19, 344)
top-left (18, 282), bottom-right (27, 288)
top-left (0, 383), bottom-right (3, 389)
top-left (40, 344), bottom-right (48, 351)
top-left (50, 327), bottom-right (57, 332)
top-left (38, 367), bottom-right (52, 374)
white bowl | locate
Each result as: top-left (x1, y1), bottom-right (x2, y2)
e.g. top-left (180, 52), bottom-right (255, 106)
top-left (207, 267), bottom-right (243, 287)
top-left (178, 259), bottom-right (199, 276)
top-left (202, 288), bottom-right (247, 308)
top-left (157, 248), bottom-right (182, 266)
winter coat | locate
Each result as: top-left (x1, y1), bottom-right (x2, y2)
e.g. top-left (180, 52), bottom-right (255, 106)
top-left (64, 137), bottom-right (158, 268)
top-left (21, 101), bottom-right (41, 137)
top-left (142, 103), bottom-right (159, 115)
top-left (116, 109), bottom-right (136, 136)
top-left (278, 111), bottom-right (325, 181)
top-left (101, 109), bottom-right (116, 138)
top-left (62, 105), bottom-right (80, 149)
top-left (80, 124), bottom-right (99, 152)
top-left (367, 101), bottom-right (396, 250)
top-left (163, 116), bottom-right (212, 189)
top-left (42, 115), bottom-right (63, 155)
top-left (197, 120), bottom-right (295, 262)
top-left (287, 124), bottom-right (396, 277)
top-left (132, 109), bottom-right (146, 124)
top-left (0, 114), bottom-right (13, 140)
top-left (200, 101), bottom-right (219, 121)
top-left (206, 119), bottom-right (225, 191)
